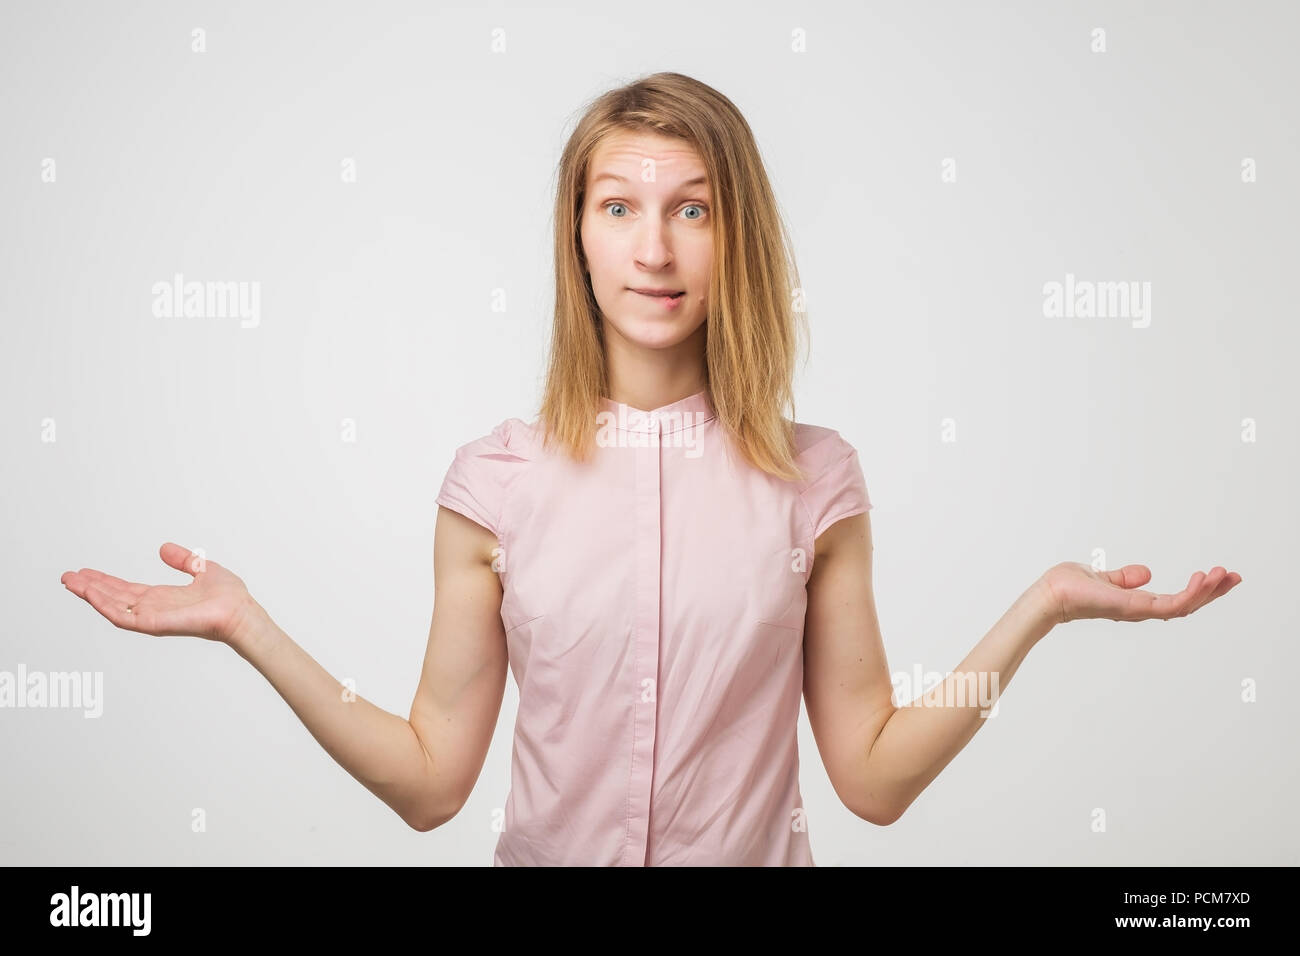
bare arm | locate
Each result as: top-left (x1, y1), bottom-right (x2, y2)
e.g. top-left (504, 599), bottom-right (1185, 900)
top-left (62, 509), bottom-right (508, 833)
top-left (803, 511), bottom-right (1241, 826)
top-left (802, 509), bottom-right (1054, 825)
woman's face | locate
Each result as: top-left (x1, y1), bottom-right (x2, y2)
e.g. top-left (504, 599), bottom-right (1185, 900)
top-left (579, 130), bottom-right (712, 353)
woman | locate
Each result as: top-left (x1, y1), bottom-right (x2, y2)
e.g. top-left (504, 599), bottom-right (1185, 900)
top-left (60, 72), bottom-right (1242, 866)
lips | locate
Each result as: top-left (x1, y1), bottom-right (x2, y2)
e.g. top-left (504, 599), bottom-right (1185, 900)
top-left (632, 289), bottom-right (685, 298)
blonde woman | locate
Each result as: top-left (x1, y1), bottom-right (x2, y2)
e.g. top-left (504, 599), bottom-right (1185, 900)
top-left (60, 72), bottom-right (1241, 866)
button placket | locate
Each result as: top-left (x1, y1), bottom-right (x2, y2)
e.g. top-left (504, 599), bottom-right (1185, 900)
top-left (626, 412), bottom-right (661, 865)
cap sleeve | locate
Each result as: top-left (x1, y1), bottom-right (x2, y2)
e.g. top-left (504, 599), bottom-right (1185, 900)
top-left (797, 427), bottom-right (872, 540)
top-left (435, 418), bottom-right (530, 539)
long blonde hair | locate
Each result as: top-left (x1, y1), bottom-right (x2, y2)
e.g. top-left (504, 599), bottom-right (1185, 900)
top-left (537, 71), bottom-right (810, 481)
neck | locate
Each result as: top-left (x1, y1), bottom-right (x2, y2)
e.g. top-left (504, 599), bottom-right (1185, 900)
top-left (603, 324), bottom-right (707, 411)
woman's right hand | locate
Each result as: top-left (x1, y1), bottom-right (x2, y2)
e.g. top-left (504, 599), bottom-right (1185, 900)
top-left (61, 541), bottom-right (260, 645)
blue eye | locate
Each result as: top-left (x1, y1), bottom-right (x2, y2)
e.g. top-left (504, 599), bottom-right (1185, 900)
top-left (601, 200), bottom-right (709, 220)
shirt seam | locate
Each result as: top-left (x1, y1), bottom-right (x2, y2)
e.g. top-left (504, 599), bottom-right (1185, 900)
top-left (625, 575), bottom-right (638, 865)
top-left (794, 439), bottom-right (849, 575)
top-left (495, 419), bottom-right (529, 548)
top-left (794, 492), bottom-right (819, 583)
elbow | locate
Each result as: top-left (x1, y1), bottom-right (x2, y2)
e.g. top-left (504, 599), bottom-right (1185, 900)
top-left (854, 804), bottom-right (903, 827)
top-left (869, 804), bottom-right (905, 826)
top-left (408, 807), bottom-right (453, 833)
top-left (406, 793), bottom-right (464, 833)
top-left (407, 813), bottom-right (439, 833)
top-left (849, 793), bottom-right (906, 827)
top-left (836, 773), bottom-right (904, 826)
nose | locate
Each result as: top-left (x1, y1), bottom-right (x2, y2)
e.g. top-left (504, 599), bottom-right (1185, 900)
top-left (633, 219), bottom-right (673, 270)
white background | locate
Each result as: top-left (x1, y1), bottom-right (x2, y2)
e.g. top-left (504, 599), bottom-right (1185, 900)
top-left (1, 0), bottom-right (1295, 865)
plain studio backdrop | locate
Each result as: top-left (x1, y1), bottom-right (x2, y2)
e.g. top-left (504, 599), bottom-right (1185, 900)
top-left (1, 0), bottom-right (1295, 866)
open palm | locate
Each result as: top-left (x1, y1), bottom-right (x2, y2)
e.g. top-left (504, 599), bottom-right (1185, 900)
top-left (61, 542), bottom-right (254, 643)
top-left (1042, 562), bottom-right (1241, 624)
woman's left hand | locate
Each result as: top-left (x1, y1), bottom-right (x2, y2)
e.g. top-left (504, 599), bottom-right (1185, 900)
top-left (1039, 562), bottom-right (1242, 624)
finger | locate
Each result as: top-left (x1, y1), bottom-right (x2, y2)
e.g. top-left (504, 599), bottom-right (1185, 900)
top-left (70, 568), bottom-right (149, 601)
top-left (1103, 565), bottom-right (1151, 589)
top-left (1174, 570), bottom-right (1211, 617)
top-left (82, 582), bottom-right (143, 633)
top-left (1159, 569), bottom-right (1221, 619)
top-left (1136, 571), bottom-right (1203, 621)
top-left (159, 542), bottom-right (204, 577)
top-left (1202, 571), bottom-right (1241, 605)
top-left (1185, 564), bottom-right (1222, 616)
top-left (61, 571), bottom-right (102, 601)
top-left (1132, 569), bottom-right (1243, 621)
top-left (65, 573), bottom-right (135, 609)
top-left (1190, 564), bottom-right (1227, 616)
top-left (1187, 567), bottom-right (1230, 615)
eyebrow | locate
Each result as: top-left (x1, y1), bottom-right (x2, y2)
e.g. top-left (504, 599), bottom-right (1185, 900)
top-left (591, 173), bottom-right (709, 189)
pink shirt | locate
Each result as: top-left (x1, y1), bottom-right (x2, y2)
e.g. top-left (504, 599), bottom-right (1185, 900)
top-left (435, 388), bottom-right (872, 866)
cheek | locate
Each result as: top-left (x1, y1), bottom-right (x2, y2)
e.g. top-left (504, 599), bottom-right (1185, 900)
top-left (579, 218), bottom-right (599, 261)
top-left (581, 231), bottom-right (616, 278)
top-left (578, 224), bottom-right (592, 269)
top-left (688, 244), bottom-right (713, 286)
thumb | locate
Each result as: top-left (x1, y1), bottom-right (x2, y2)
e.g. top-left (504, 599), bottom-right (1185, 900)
top-left (1103, 564), bottom-right (1151, 589)
top-left (159, 542), bottom-right (203, 576)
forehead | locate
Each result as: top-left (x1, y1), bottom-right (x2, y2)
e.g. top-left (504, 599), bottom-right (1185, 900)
top-left (587, 131), bottom-right (706, 183)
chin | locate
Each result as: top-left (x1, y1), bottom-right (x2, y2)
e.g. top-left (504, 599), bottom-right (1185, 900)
top-left (606, 314), bottom-right (705, 350)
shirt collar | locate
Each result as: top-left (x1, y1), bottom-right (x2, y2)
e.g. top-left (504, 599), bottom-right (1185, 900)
top-left (598, 388), bottom-right (716, 435)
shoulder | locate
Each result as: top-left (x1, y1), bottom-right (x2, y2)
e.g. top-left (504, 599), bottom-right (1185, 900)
top-left (791, 422), bottom-right (862, 490)
top-left (790, 420), bottom-right (872, 541)
top-left (450, 416), bottom-right (535, 457)
top-left (436, 416), bottom-right (537, 538)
